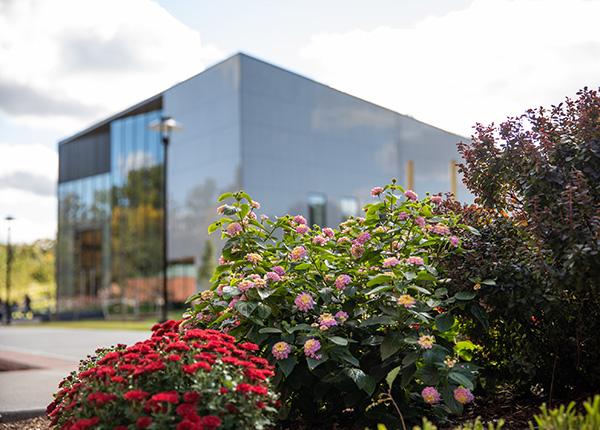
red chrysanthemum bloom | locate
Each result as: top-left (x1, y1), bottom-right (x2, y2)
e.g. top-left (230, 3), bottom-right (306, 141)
top-left (151, 391), bottom-right (179, 404)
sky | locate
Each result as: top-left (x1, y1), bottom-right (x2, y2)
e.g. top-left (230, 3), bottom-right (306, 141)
top-left (1, 0), bottom-right (600, 243)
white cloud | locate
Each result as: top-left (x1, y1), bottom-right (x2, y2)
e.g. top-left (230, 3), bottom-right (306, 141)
top-left (300, 0), bottom-right (600, 136)
top-left (0, 142), bottom-right (58, 242)
top-left (0, 0), bottom-right (222, 133)
top-left (0, 0), bottom-right (222, 242)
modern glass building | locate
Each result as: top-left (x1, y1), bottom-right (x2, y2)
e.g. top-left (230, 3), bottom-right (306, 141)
top-left (57, 53), bottom-right (469, 314)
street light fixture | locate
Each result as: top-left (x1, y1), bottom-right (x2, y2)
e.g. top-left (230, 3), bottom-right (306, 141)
top-left (4, 215), bottom-right (14, 325)
top-left (149, 116), bottom-right (181, 322)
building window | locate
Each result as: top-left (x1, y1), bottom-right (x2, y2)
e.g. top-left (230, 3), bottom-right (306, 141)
top-left (340, 197), bottom-right (358, 221)
top-left (308, 193), bottom-right (327, 227)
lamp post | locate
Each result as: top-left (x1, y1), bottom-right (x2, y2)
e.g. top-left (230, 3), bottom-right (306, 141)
top-left (149, 116), bottom-right (181, 322)
top-left (4, 216), bottom-right (14, 325)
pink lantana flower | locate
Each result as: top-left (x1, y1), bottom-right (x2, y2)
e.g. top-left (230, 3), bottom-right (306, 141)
top-left (371, 186), bottom-right (384, 197)
top-left (322, 227), bottom-right (334, 238)
top-left (265, 272), bottom-right (281, 283)
top-left (290, 246), bottom-right (307, 261)
top-left (294, 293), bottom-right (315, 312)
top-left (421, 387), bottom-right (441, 405)
top-left (398, 294), bottom-right (416, 308)
top-left (450, 236), bottom-right (460, 247)
top-left (430, 195), bottom-right (443, 205)
top-left (399, 212), bottom-right (409, 221)
top-left (383, 257), bottom-right (400, 268)
top-left (335, 311), bottom-right (349, 322)
top-left (226, 222), bottom-right (242, 236)
top-left (272, 266), bottom-right (285, 276)
top-left (295, 224), bottom-right (310, 235)
top-left (246, 253), bottom-right (262, 264)
top-left (404, 190), bottom-right (418, 201)
top-left (406, 256), bottom-right (424, 266)
top-left (312, 235), bottom-right (328, 246)
top-left (271, 342), bottom-right (291, 360)
top-left (293, 215), bottom-right (307, 225)
top-left (318, 313), bottom-right (338, 331)
top-left (453, 387), bottom-right (474, 404)
top-left (415, 216), bottom-right (426, 227)
top-left (304, 339), bottom-right (322, 359)
top-left (335, 274), bottom-right (351, 290)
top-left (418, 335), bottom-right (435, 349)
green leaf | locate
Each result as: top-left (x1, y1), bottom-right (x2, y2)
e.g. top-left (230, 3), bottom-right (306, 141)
top-left (334, 349), bottom-right (360, 367)
top-left (328, 336), bottom-right (349, 346)
top-left (287, 323), bottom-right (312, 333)
top-left (449, 371), bottom-right (474, 390)
top-left (255, 303), bottom-right (272, 320)
top-left (258, 327), bottom-right (282, 334)
top-left (235, 301), bottom-right (257, 318)
top-left (359, 315), bottom-right (395, 327)
top-left (435, 313), bottom-right (455, 332)
top-left (277, 356), bottom-right (298, 377)
top-left (481, 279), bottom-right (496, 286)
top-left (403, 271), bottom-right (417, 281)
top-left (207, 221), bottom-right (221, 234)
top-left (455, 340), bottom-right (477, 361)
top-left (294, 263), bottom-right (311, 271)
top-left (365, 284), bottom-right (393, 296)
top-left (380, 332), bottom-right (403, 360)
top-left (402, 351), bottom-right (419, 367)
top-left (217, 192), bottom-right (234, 202)
top-left (344, 368), bottom-right (377, 395)
top-left (257, 288), bottom-right (275, 300)
top-left (386, 366), bottom-right (402, 388)
top-left (306, 355), bottom-right (328, 370)
top-left (366, 274), bottom-right (393, 287)
top-left (455, 291), bottom-right (476, 300)
top-left (434, 287), bottom-right (448, 298)
top-left (470, 305), bottom-right (489, 330)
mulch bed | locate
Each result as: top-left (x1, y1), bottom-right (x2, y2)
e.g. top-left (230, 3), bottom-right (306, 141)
top-left (0, 416), bottom-right (49, 430)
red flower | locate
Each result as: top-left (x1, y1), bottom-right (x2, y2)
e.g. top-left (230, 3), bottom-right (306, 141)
top-left (70, 417), bottom-right (99, 430)
top-left (151, 391), bottom-right (179, 404)
top-left (182, 361), bottom-right (211, 374)
top-left (183, 391), bottom-right (201, 403)
top-left (124, 390), bottom-right (149, 401)
top-left (239, 342), bottom-right (259, 351)
top-left (136, 416), bottom-right (153, 429)
top-left (168, 354), bottom-right (182, 362)
top-left (201, 415), bottom-right (222, 430)
top-left (176, 420), bottom-right (202, 430)
top-left (87, 392), bottom-right (116, 406)
top-left (176, 403), bottom-right (198, 419)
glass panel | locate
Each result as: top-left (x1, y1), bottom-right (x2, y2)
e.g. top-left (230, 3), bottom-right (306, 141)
top-left (308, 192), bottom-right (327, 227)
top-left (340, 197), bottom-right (359, 221)
top-left (109, 110), bottom-right (164, 314)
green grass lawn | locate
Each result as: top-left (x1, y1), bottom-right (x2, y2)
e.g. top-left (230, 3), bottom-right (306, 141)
top-left (35, 311), bottom-right (183, 331)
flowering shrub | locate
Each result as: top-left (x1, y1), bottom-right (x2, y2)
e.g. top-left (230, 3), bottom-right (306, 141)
top-left (47, 320), bottom-right (278, 430)
top-left (450, 87), bottom-right (600, 395)
top-left (186, 181), bottom-right (479, 426)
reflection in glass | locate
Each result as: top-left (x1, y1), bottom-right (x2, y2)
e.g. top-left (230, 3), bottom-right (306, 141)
top-left (308, 192), bottom-right (327, 227)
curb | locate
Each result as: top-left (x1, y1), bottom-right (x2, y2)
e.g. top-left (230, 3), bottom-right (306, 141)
top-left (0, 409), bottom-right (46, 423)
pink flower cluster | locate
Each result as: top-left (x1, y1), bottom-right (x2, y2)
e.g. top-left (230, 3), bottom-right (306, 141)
top-left (294, 293), bottom-right (315, 312)
top-left (290, 246), bottom-right (307, 261)
top-left (271, 342), bottom-right (291, 360)
top-left (453, 387), bottom-right (474, 404)
top-left (303, 339), bottom-right (321, 359)
top-left (404, 190), bottom-right (418, 201)
top-left (382, 257), bottom-right (400, 268)
top-left (406, 256), bottom-right (424, 266)
top-left (334, 274), bottom-right (351, 290)
top-left (318, 313), bottom-right (338, 330)
top-left (371, 186), bottom-right (384, 197)
top-left (421, 386), bottom-right (441, 404)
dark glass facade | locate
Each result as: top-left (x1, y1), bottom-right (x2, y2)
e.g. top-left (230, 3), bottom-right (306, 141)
top-left (57, 53), bottom-right (471, 313)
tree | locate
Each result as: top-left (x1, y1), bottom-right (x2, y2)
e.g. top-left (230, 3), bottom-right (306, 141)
top-left (197, 239), bottom-right (215, 290)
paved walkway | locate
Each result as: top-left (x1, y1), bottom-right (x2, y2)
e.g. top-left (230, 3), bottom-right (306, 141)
top-left (0, 327), bottom-right (146, 417)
